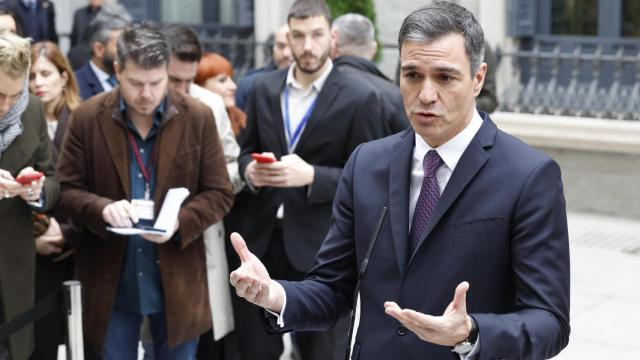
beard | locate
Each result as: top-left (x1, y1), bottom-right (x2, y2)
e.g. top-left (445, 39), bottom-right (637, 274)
top-left (102, 55), bottom-right (115, 75)
top-left (293, 47), bottom-right (330, 74)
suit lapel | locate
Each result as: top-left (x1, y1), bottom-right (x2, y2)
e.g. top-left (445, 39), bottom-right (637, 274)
top-left (154, 100), bottom-right (182, 202)
top-left (87, 65), bottom-right (104, 94)
top-left (408, 117), bottom-right (497, 267)
top-left (388, 130), bottom-right (414, 272)
top-left (293, 70), bottom-right (340, 152)
top-left (269, 72), bottom-right (288, 154)
top-left (98, 93), bottom-right (130, 198)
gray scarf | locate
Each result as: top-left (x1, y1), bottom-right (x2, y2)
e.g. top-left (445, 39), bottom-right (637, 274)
top-left (0, 80), bottom-right (29, 157)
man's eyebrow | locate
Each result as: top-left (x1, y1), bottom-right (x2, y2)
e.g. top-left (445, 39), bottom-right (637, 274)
top-left (434, 66), bottom-right (463, 76)
top-left (400, 64), bottom-right (418, 72)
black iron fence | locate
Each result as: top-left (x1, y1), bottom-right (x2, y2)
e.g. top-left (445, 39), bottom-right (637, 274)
top-left (498, 36), bottom-right (640, 121)
top-left (188, 26), bottom-right (640, 121)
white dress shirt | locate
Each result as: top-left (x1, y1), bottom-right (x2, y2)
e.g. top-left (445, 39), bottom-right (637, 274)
top-left (280, 61), bottom-right (333, 152)
top-left (409, 110), bottom-right (483, 227)
top-left (275, 61), bottom-right (333, 219)
top-left (89, 60), bottom-right (114, 92)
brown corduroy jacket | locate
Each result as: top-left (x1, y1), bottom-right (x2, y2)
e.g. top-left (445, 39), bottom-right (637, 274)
top-left (56, 89), bottom-right (233, 354)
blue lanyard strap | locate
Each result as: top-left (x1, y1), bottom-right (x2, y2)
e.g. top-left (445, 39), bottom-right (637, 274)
top-left (284, 86), bottom-right (317, 152)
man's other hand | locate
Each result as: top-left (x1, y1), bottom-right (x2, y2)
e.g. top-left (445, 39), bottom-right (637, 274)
top-left (229, 232), bottom-right (285, 313)
top-left (384, 281), bottom-right (473, 346)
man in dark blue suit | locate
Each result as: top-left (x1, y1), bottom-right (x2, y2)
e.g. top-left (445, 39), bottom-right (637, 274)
top-left (230, 2), bottom-right (570, 359)
top-left (11, 0), bottom-right (57, 43)
top-left (74, 7), bottom-right (129, 100)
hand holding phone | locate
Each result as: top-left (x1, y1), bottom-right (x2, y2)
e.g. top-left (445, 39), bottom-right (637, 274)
top-left (252, 153), bottom-right (277, 164)
top-left (16, 171), bottom-right (44, 185)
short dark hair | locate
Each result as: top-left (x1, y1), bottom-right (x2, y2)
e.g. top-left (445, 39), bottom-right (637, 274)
top-left (287, 0), bottom-right (332, 24)
top-left (116, 21), bottom-right (169, 70)
top-left (163, 24), bottom-right (202, 62)
top-left (398, 1), bottom-right (485, 76)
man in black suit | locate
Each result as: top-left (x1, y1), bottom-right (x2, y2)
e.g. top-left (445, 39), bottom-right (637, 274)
top-left (74, 5), bottom-right (129, 100)
top-left (331, 13), bottom-right (409, 135)
top-left (70, 0), bottom-right (103, 47)
top-left (235, 0), bottom-right (388, 359)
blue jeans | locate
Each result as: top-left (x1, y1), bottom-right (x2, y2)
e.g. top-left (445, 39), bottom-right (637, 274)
top-left (102, 307), bottom-right (198, 360)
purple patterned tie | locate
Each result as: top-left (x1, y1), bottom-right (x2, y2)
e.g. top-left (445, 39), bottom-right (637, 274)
top-left (409, 150), bottom-right (443, 255)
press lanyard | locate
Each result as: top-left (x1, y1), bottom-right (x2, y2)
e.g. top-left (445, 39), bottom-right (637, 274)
top-left (284, 86), bottom-right (317, 152)
top-left (127, 131), bottom-right (156, 200)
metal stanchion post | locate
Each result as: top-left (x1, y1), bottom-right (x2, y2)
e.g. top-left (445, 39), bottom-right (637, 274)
top-left (64, 281), bottom-right (84, 360)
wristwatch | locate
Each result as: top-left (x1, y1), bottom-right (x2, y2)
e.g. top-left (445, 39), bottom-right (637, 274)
top-left (452, 316), bottom-right (478, 355)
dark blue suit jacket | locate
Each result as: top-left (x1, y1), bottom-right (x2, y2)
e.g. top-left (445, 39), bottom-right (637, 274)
top-left (277, 114), bottom-right (571, 359)
top-left (75, 63), bottom-right (105, 100)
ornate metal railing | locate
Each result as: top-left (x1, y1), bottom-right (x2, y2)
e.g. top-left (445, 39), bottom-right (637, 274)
top-left (498, 37), bottom-right (640, 121)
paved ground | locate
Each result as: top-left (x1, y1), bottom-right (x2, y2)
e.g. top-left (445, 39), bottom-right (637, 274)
top-left (551, 212), bottom-right (640, 359)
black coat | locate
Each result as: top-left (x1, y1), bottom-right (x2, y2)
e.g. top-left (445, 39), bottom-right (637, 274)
top-left (334, 55), bottom-right (409, 135)
top-left (70, 5), bottom-right (100, 47)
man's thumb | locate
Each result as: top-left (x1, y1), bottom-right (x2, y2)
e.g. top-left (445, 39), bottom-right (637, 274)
top-left (231, 232), bottom-right (251, 263)
top-left (452, 281), bottom-right (469, 310)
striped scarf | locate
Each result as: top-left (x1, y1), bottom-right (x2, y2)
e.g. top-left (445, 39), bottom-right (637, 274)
top-left (0, 80), bottom-right (29, 158)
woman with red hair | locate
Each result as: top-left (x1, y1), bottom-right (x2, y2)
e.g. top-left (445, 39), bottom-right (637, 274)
top-left (195, 52), bottom-right (246, 137)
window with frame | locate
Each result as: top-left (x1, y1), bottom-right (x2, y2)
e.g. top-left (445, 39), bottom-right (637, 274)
top-left (622, 0), bottom-right (640, 37)
top-left (551, 0), bottom-right (599, 35)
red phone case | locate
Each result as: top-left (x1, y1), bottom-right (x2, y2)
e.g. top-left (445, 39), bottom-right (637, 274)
top-left (16, 171), bottom-right (44, 184)
top-left (251, 153), bottom-right (276, 163)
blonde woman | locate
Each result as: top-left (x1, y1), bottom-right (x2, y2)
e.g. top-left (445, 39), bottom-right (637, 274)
top-left (0, 32), bottom-right (59, 360)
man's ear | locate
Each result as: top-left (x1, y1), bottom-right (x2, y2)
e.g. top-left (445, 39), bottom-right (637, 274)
top-left (330, 29), bottom-right (339, 59)
top-left (473, 62), bottom-right (487, 96)
top-left (114, 61), bottom-right (122, 80)
top-left (91, 41), bottom-right (105, 58)
top-left (368, 40), bottom-right (378, 61)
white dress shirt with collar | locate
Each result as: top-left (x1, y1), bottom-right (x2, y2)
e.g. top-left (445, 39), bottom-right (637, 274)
top-left (275, 61), bottom-right (333, 219)
top-left (409, 110), bottom-right (483, 226)
top-left (89, 60), bottom-right (114, 92)
top-left (280, 60), bottom-right (333, 152)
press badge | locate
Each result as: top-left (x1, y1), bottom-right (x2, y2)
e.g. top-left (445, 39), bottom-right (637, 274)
top-left (132, 199), bottom-right (155, 221)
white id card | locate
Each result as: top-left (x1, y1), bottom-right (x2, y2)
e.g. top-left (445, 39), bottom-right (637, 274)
top-left (132, 199), bottom-right (155, 221)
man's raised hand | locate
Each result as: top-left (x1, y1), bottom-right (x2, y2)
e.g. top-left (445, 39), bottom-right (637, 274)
top-left (229, 232), bottom-right (286, 313)
top-left (384, 281), bottom-right (473, 346)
